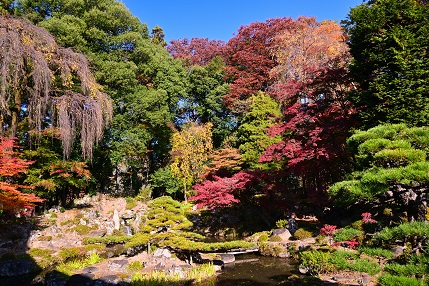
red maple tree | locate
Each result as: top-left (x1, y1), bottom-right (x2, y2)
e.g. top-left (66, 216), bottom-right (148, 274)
top-left (0, 137), bottom-right (42, 214)
top-left (222, 17), bottom-right (294, 112)
top-left (167, 38), bottom-right (225, 66)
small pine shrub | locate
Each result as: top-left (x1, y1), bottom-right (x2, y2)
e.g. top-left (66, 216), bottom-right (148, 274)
top-left (333, 228), bottom-right (363, 242)
top-left (257, 233), bottom-right (269, 243)
top-left (358, 247), bottom-right (393, 259)
top-left (70, 225), bottom-right (92, 235)
top-left (127, 261), bottom-right (143, 271)
top-left (269, 235), bottom-right (283, 242)
top-left (259, 242), bottom-right (286, 257)
top-left (378, 274), bottom-right (426, 286)
top-left (58, 247), bottom-right (84, 262)
top-left (276, 219), bottom-right (288, 228)
top-left (294, 228), bottom-right (313, 240)
top-left (299, 250), bottom-right (335, 275)
top-left (125, 197), bottom-right (137, 209)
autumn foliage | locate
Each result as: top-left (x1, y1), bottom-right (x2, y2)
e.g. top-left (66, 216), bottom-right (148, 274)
top-left (0, 137), bottom-right (42, 214)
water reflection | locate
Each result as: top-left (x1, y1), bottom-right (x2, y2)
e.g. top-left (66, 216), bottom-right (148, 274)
top-left (215, 254), bottom-right (301, 286)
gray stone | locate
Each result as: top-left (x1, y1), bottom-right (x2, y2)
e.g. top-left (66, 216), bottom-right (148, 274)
top-left (68, 273), bottom-right (94, 286)
top-left (113, 209), bottom-right (120, 230)
top-left (45, 270), bottom-right (68, 286)
top-left (108, 259), bottom-right (129, 270)
top-left (82, 266), bottom-right (99, 274)
top-left (122, 210), bottom-right (134, 220)
top-left (392, 245), bottom-right (406, 258)
top-left (95, 275), bottom-right (120, 285)
top-left (219, 253), bottom-right (235, 264)
top-left (0, 260), bottom-right (39, 277)
top-left (153, 248), bottom-right (172, 258)
top-left (272, 228), bottom-right (291, 241)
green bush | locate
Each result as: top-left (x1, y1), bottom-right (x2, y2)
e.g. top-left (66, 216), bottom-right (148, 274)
top-left (299, 250), bottom-right (335, 276)
top-left (333, 228), bottom-right (363, 242)
top-left (58, 247), bottom-right (84, 261)
top-left (294, 228), bottom-right (313, 240)
top-left (358, 247), bottom-right (393, 259)
top-left (348, 258), bottom-right (380, 275)
top-left (257, 232), bottom-right (269, 243)
top-left (259, 242), bottom-right (285, 257)
top-left (378, 274), bottom-right (426, 286)
top-left (268, 235), bottom-right (282, 242)
top-left (384, 263), bottom-right (427, 277)
top-left (127, 261), bottom-right (144, 271)
top-left (70, 225), bottom-right (92, 235)
top-left (275, 219), bottom-right (288, 228)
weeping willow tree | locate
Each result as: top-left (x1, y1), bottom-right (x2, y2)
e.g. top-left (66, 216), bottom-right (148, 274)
top-left (0, 15), bottom-right (112, 160)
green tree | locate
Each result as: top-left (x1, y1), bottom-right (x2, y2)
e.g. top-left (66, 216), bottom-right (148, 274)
top-left (150, 25), bottom-right (167, 47)
top-left (345, 0), bottom-right (429, 128)
top-left (237, 92), bottom-right (282, 170)
top-left (329, 124), bottom-right (429, 221)
top-left (183, 56), bottom-right (234, 147)
top-left (18, 0), bottom-right (188, 194)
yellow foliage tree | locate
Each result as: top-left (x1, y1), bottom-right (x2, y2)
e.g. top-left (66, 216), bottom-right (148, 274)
top-left (170, 122), bottom-right (213, 201)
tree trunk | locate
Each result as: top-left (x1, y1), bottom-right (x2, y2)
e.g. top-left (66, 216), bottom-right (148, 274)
top-left (10, 90), bottom-right (21, 138)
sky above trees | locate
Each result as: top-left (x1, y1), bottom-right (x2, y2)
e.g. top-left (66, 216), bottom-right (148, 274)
top-left (121, 0), bottom-right (364, 42)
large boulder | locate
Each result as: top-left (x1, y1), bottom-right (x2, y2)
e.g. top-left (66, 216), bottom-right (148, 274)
top-left (272, 228), bottom-right (291, 241)
top-left (0, 260), bottom-right (39, 277)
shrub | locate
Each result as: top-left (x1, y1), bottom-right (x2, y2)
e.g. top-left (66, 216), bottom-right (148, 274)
top-left (276, 219), bottom-right (288, 228)
top-left (299, 250), bottom-right (335, 276)
top-left (348, 258), bottom-right (380, 275)
top-left (269, 235), bottom-right (282, 242)
top-left (125, 197), bottom-right (137, 209)
top-left (127, 261), bottom-right (144, 271)
top-left (294, 228), bottom-right (313, 240)
top-left (358, 247), bottom-right (393, 259)
top-left (70, 225), bottom-right (92, 235)
top-left (320, 225), bottom-right (337, 236)
top-left (257, 232), bottom-right (269, 244)
top-left (378, 274), bottom-right (426, 286)
top-left (333, 228), bottom-right (363, 242)
top-left (259, 242), bottom-right (286, 257)
top-left (384, 263), bottom-right (427, 277)
top-left (58, 247), bottom-right (84, 262)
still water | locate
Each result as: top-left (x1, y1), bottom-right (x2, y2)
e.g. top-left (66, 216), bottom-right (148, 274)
top-left (215, 254), bottom-right (302, 286)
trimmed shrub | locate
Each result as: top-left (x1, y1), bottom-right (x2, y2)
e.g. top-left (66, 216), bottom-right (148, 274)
top-left (294, 228), bottom-right (313, 240)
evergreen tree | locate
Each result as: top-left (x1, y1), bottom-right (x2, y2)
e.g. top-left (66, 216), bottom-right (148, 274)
top-left (345, 0), bottom-right (429, 128)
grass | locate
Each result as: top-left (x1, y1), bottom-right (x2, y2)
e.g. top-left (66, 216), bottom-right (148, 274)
top-left (130, 263), bottom-right (217, 286)
top-left (56, 253), bottom-right (103, 276)
top-left (28, 248), bottom-right (57, 268)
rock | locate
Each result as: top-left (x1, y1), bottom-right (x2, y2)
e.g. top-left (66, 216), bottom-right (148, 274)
top-left (132, 212), bottom-right (142, 233)
top-left (272, 228), bottom-right (291, 241)
top-left (168, 265), bottom-right (186, 278)
top-left (298, 265), bottom-right (308, 274)
top-left (122, 210), bottom-right (134, 220)
top-left (0, 260), bottom-right (39, 277)
top-left (81, 266), bottom-right (99, 274)
top-left (108, 259), bottom-right (129, 270)
top-left (113, 210), bottom-right (120, 230)
top-left (94, 275), bottom-right (121, 285)
top-left (45, 270), bottom-right (68, 286)
top-left (392, 245), bottom-right (406, 258)
top-left (80, 218), bottom-right (87, 225)
top-left (106, 221), bottom-right (114, 235)
top-left (68, 273), bottom-right (94, 286)
top-left (153, 248), bottom-right (172, 258)
top-left (219, 253), bottom-right (235, 264)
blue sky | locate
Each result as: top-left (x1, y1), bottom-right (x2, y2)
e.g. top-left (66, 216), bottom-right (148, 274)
top-left (121, 0), bottom-right (364, 43)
